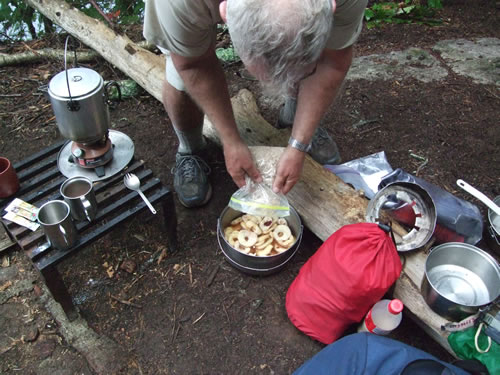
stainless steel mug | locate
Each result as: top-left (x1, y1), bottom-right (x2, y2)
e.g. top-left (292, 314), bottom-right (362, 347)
top-left (37, 200), bottom-right (78, 250)
top-left (60, 176), bottom-right (98, 221)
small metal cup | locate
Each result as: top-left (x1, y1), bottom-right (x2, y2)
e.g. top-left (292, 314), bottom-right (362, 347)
top-left (37, 200), bottom-right (78, 250)
top-left (60, 176), bottom-right (98, 222)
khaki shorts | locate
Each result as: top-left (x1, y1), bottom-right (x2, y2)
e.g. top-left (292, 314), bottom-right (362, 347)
top-left (158, 47), bottom-right (186, 92)
top-left (146, 0), bottom-right (368, 91)
top-left (326, 0), bottom-right (369, 50)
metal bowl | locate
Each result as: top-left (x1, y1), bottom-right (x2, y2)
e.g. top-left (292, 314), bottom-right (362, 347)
top-left (217, 206), bottom-right (303, 276)
top-left (421, 242), bottom-right (500, 321)
top-left (366, 182), bottom-right (437, 251)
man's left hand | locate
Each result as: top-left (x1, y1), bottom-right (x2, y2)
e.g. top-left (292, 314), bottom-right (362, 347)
top-left (272, 147), bottom-right (306, 194)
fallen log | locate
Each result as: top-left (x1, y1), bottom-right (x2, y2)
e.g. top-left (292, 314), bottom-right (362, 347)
top-left (0, 41), bottom-right (156, 67)
top-left (27, 0), bottom-right (453, 355)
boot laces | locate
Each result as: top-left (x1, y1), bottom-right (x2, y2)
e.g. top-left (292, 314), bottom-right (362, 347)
top-left (172, 155), bottom-right (211, 182)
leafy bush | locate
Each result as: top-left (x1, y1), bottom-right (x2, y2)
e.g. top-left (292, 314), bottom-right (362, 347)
top-left (364, 0), bottom-right (443, 28)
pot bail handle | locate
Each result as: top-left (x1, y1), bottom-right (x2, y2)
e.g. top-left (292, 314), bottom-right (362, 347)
top-left (64, 35), bottom-right (80, 112)
top-left (474, 322), bottom-right (492, 353)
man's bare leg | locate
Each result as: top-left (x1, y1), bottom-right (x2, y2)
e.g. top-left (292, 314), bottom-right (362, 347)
top-left (162, 80), bottom-right (206, 154)
top-left (163, 80), bottom-right (212, 207)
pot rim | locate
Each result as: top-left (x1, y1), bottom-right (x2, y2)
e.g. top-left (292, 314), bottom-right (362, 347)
top-left (219, 222), bottom-right (296, 259)
top-left (424, 242), bottom-right (500, 308)
top-left (36, 200), bottom-right (71, 226)
top-left (487, 196), bottom-right (500, 237)
top-left (219, 240), bottom-right (300, 273)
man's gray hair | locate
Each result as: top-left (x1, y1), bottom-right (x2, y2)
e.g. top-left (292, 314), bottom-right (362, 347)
top-left (226, 0), bottom-right (333, 97)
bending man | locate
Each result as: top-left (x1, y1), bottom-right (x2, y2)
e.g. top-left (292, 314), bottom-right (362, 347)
top-left (143, 0), bottom-right (368, 207)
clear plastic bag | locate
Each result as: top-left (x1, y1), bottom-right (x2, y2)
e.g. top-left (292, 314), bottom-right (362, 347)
top-left (228, 157), bottom-right (290, 217)
top-left (324, 151), bottom-right (393, 199)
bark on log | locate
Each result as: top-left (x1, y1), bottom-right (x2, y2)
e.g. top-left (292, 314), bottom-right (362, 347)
top-left (0, 48), bottom-right (97, 67)
top-left (25, 0), bottom-right (164, 102)
top-left (26, 0), bottom-right (453, 355)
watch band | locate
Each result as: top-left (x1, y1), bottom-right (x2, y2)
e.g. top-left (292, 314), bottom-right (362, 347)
top-left (288, 136), bottom-right (311, 153)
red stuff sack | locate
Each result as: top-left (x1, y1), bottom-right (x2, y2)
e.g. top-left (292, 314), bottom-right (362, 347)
top-left (286, 223), bottom-right (402, 344)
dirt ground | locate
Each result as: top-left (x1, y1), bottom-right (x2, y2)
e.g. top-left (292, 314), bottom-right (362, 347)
top-left (1, 0), bottom-right (499, 373)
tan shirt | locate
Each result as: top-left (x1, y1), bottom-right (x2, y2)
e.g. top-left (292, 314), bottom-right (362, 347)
top-left (143, 0), bottom-right (367, 57)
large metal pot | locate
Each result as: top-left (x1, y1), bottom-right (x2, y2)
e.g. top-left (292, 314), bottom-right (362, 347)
top-left (421, 242), bottom-right (500, 321)
top-left (484, 196), bottom-right (500, 255)
top-left (48, 67), bottom-right (111, 144)
top-left (217, 206), bottom-right (303, 276)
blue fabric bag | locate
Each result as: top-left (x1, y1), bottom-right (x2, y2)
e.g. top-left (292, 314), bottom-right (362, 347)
top-left (293, 333), bottom-right (472, 375)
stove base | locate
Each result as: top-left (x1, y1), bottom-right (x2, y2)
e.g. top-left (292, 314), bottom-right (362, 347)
top-left (57, 130), bottom-right (135, 182)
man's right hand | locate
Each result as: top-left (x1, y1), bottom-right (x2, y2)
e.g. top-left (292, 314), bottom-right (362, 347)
top-left (223, 141), bottom-right (262, 188)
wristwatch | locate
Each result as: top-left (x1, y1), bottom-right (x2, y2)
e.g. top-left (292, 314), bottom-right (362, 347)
top-left (288, 136), bottom-right (311, 153)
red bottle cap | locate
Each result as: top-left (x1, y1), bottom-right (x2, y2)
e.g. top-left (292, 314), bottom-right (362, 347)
top-left (388, 299), bottom-right (404, 314)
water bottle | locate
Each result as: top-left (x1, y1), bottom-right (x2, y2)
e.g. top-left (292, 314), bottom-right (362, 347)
top-left (358, 299), bottom-right (404, 335)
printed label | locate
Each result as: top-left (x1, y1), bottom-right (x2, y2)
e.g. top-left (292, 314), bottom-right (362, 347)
top-left (364, 310), bottom-right (390, 335)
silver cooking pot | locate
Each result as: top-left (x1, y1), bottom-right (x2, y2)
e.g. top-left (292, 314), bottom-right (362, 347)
top-left (48, 67), bottom-right (113, 144)
top-left (47, 37), bottom-right (119, 144)
top-left (217, 206), bottom-right (303, 276)
top-left (421, 242), bottom-right (500, 321)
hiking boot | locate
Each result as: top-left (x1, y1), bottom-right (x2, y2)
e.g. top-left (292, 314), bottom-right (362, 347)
top-left (171, 153), bottom-right (212, 208)
top-left (308, 127), bottom-right (342, 165)
top-left (276, 97), bottom-right (297, 129)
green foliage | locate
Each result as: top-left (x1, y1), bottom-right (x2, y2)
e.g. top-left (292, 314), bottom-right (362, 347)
top-left (1, 0), bottom-right (44, 39)
top-left (0, 0), bottom-right (145, 41)
top-left (216, 47), bottom-right (239, 63)
top-left (364, 0), bottom-right (443, 29)
top-left (68, 0), bottom-right (145, 25)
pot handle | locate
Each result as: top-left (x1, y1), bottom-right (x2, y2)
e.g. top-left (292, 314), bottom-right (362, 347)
top-left (487, 225), bottom-right (500, 247)
top-left (64, 35), bottom-right (80, 112)
top-left (216, 219), bottom-right (224, 253)
top-left (104, 81), bottom-right (121, 109)
top-left (474, 322), bottom-right (492, 353)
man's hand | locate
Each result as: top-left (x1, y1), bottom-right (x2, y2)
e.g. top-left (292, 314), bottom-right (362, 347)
top-left (272, 147), bottom-right (306, 194)
top-left (223, 141), bottom-right (262, 188)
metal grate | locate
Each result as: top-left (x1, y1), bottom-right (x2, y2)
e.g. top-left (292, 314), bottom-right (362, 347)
top-left (0, 142), bottom-right (177, 319)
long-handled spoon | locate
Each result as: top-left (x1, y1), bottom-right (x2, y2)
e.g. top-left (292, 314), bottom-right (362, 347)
top-left (457, 179), bottom-right (500, 216)
top-left (124, 173), bottom-right (157, 214)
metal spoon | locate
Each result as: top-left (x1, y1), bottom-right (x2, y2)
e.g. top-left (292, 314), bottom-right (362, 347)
top-left (124, 173), bottom-right (157, 214)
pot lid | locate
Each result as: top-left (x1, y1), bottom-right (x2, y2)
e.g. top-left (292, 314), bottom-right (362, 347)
top-left (49, 67), bottom-right (103, 99)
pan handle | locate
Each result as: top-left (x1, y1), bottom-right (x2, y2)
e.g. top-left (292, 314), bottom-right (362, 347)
top-left (457, 179), bottom-right (500, 216)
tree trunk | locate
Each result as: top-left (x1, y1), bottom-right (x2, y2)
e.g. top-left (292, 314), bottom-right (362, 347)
top-left (25, 0), bottom-right (164, 102)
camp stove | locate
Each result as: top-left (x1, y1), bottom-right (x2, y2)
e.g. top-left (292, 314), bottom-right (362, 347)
top-left (69, 134), bottom-right (114, 177)
top-left (47, 37), bottom-right (134, 181)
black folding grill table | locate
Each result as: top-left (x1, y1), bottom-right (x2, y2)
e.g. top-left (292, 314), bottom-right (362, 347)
top-left (0, 140), bottom-right (177, 320)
